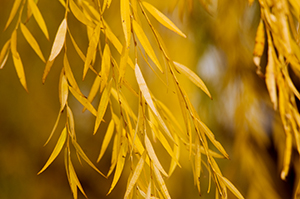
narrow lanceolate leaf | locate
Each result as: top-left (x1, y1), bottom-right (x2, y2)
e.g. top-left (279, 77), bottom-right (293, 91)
top-left (168, 134), bottom-right (180, 176)
top-left (83, 23), bottom-right (101, 80)
top-left (132, 20), bottom-right (163, 72)
top-left (153, 165), bottom-right (171, 199)
top-left (118, 45), bottom-right (129, 85)
top-left (83, 75), bottom-right (101, 113)
top-left (94, 79), bottom-right (112, 134)
top-left (253, 20), bottom-right (265, 67)
top-left (142, 1), bottom-right (186, 38)
top-left (174, 61), bottom-right (211, 99)
top-left (69, 86), bottom-right (97, 116)
top-left (69, 0), bottom-right (94, 27)
top-left (42, 18), bottom-right (67, 83)
top-left (121, 0), bottom-right (131, 47)
top-left (59, 74), bottom-right (69, 112)
top-left (68, 31), bottom-right (86, 61)
top-left (107, 137), bottom-right (128, 195)
top-left (72, 139), bottom-right (106, 177)
top-left (97, 120), bottom-right (115, 162)
top-left (100, 44), bottom-right (111, 92)
top-left (135, 64), bottom-right (174, 142)
top-left (145, 133), bottom-right (168, 177)
top-left (44, 111), bottom-right (62, 146)
top-left (63, 54), bottom-right (81, 95)
top-left (220, 175), bottom-right (245, 199)
top-left (28, 0), bottom-right (49, 39)
top-left (4, 0), bottom-right (22, 30)
top-left (11, 30), bottom-right (28, 92)
top-left (0, 40), bottom-right (11, 69)
top-left (38, 127), bottom-right (67, 174)
top-left (124, 152), bottom-right (146, 199)
top-left (20, 23), bottom-right (46, 62)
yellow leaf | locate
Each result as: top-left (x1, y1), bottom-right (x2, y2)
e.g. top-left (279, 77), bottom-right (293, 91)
top-left (195, 138), bottom-right (201, 194)
top-left (38, 127), bottom-right (67, 174)
top-left (42, 18), bottom-right (67, 83)
top-left (11, 30), bottom-right (28, 92)
top-left (69, 0), bottom-right (94, 27)
top-left (59, 74), bottom-right (69, 112)
top-left (94, 79), bottom-right (112, 134)
top-left (83, 23), bottom-right (101, 80)
top-left (118, 45), bottom-right (129, 85)
top-left (281, 131), bottom-right (292, 180)
top-left (153, 165), bottom-right (171, 199)
top-left (142, 1), bottom-right (186, 38)
top-left (168, 134), bottom-right (180, 176)
top-left (63, 54), bottom-right (82, 95)
top-left (28, 0), bottom-right (49, 39)
top-left (69, 86), bottom-right (97, 116)
top-left (97, 120), bottom-right (115, 162)
top-left (132, 20), bottom-right (163, 72)
top-left (20, 23), bottom-right (45, 62)
top-left (72, 139), bottom-right (106, 177)
top-left (135, 64), bottom-right (174, 141)
top-left (0, 40), bottom-right (11, 69)
top-left (174, 61), bottom-right (212, 99)
top-left (146, 180), bottom-right (152, 199)
top-left (44, 111), bottom-right (62, 146)
top-left (107, 137), bottom-right (128, 195)
top-left (83, 75), bottom-right (101, 113)
top-left (66, 106), bottom-right (76, 139)
top-left (4, 0), bottom-right (22, 30)
top-left (124, 152), bottom-right (146, 199)
top-left (219, 175), bottom-right (245, 199)
top-left (48, 18), bottom-right (67, 61)
top-left (107, 134), bottom-right (119, 177)
top-left (100, 44), bottom-right (111, 92)
top-left (145, 133), bottom-right (168, 177)
top-left (68, 30), bottom-right (86, 61)
top-left (121, 0), bottom-right (131, 47)
top-left (253, 20), bottom-right (265, 67)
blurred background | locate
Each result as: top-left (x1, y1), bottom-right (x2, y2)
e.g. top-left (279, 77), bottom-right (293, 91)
top-left (0, 0), bottom-right (295, 198)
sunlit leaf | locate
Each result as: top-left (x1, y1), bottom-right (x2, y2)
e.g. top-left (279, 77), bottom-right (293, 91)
top-left (69, 86), bottom-right (97, 116)
top-left (174, 61), bottom-right (212, 99)
top-left (83, 75), bottom-right (101, 113)
top-left (43, 18), bottom-right (67, 83)
top-left (59, 74), bottom-right (69, 112)
top-left (219, 175), bottom-right (245, 199)
top-left (153, 165), bottom-right (171, 199)
top-left (28, 0), bottom-right (49, 39)
top-left (121, 0), bottom-right (131, 47)
top-left (94, 79), bottom-right (112, 134)
top-left (124, 152), bottom-right (146, 199)
top-left (253, 20), bottom-right (265, 69)
top-left (132, 20), bottom-right (163, 72)
top-left (0, 40), bottom-right (11, 69)
top-left (38, 127), bottom-right (67, 174)
top-left (63, 54), bottom-right (82, 95)
top-left (119, 45), bottom-right (129, 85)
top-left (142, 1), bottom-right (186, 38)
top-left (68, 30), bottom-right (86, 61)
top-left (4, 0), bottom-right (22, 30)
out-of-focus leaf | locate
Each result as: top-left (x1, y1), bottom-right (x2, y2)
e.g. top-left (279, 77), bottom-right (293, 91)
top-left (11, 30), bottom-right (28, 92)
top-left (195, 137), bottom-right (201, 194)
top-left (43, 18), bottom-right (67, 83)
top-left (69, 86), bottom-right (97, 116)
top-left (153, 165), bottom-right (171, 199)
top-left (100, 44), bottom-right (111, 92)
top-left (121, 0), bottom-right (131, 47)
top-left (4, 0), bottom-right (22, 30)
top-left (97, 120), bottom-right (115, 162)
top-left (71, 139), bottom-right (106, 177)
top-left (146, 180), bottom-right (152, 199)
top-left (69, 0), bottom-right (94, 27)
top-left (38, 127), bottom-right (67, 174)
top-left (124, 152), bottom-right (146, 199)
top-left (253, 20), bottom-right (265, 71)
top-left (145, 133), bottom-right (168, 177)
top-left (119, 45), bottom-right (129, 85)
top-left (94, 79), bottom-right (112, 134)
top-left (83, 23), bottom-right (101, 79)
top-left (168, 134), bottom-right (180, 176)
top-left (174, 61), bottom-right (212, 99)
top-left (0, 40), bottom-right (10, 69)
top-left (132, 20), bottom-right (163, 72)
top-left (107, 137), bottom-right (128, 195)
top-left (28, 0), bottom-right (49, 39)
top-left (142, 1), bottom-right (186, 38)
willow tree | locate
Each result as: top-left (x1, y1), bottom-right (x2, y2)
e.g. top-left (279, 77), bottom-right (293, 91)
top-left (1, 0), bottom-right (300, 198)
